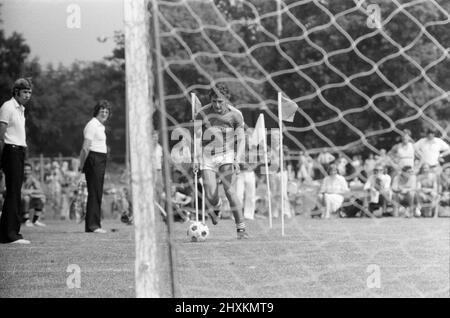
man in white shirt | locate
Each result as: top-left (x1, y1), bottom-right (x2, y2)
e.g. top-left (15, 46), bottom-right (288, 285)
top-left (364, 165), bottom-right (392, 216)
top-left (414, 128), bottom-right (450, 171)
top-left (79, 100), bottom-right (110, 233)
top-left (0, 78), bottom-right (32, 244)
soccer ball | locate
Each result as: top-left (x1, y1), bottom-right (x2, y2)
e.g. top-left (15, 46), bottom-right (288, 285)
top-left (187, 221), bottom-right (209, 242)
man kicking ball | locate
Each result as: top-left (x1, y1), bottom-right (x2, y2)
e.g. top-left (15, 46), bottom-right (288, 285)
top-left (194, 84), bottom-right (249, 239)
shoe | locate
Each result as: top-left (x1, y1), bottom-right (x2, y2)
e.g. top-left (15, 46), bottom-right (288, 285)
top-left (10, 239), bottom-right (31, 244)
top-left (25, 220), bottom-right (34, 227)
top-left (237, 228), bottom-right (249, 239)
top-left (93, 228), bottom-right (107, 234)
top-left (33, 220), bottom-right (46, 227)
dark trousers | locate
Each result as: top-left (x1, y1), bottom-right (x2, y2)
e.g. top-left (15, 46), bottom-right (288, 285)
top-left (84, 151), bottom-right (107, 232)
top-left (0, 145), bottom-right (25, 243)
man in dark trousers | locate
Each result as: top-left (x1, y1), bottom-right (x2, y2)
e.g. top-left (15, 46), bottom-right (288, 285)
top-left (0, 78), bottom-right (32, 244)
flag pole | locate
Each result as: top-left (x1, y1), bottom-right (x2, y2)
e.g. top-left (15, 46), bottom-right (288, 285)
top-left (191, 93), bottom-right (199, 223)
top-left (277, 92), bottom-right (285, 236)
top-left (261, 115), bottom-right (273, 228)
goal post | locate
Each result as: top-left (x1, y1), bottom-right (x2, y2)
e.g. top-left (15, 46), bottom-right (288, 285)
top-left (124, 0), bottom-right (159, 298)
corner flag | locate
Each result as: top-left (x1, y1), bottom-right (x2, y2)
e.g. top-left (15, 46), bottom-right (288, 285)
top-left (279, 94), bottom-right (298, 122)
top-left (251, 113), bottom-right (266, 146)
top-left (191, 93), bottom-right (202, 118)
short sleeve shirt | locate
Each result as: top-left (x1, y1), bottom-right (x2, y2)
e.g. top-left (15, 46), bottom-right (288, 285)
top-left (0, 97), bottom-right (27, 147)
top-left (320, 175), bottom-right (349, 194)
top-left (83, 117), bottom-right (107, 153)
top-left (195, 103), bottom-right (244, 156)
top-left (415, 137), bottom-right (450, 166)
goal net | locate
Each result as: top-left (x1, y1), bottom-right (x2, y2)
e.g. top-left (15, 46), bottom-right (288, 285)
top-left (154, 0), bottom-right (449, 175)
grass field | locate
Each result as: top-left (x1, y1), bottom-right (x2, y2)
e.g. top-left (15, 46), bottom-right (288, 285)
top-left (0, 215), bottom-right (449, 298)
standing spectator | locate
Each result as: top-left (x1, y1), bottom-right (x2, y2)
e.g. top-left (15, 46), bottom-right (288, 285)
top-left (363, 153), bottom-right (377, 178)
top-left (438, 164), bottom-right (450, 217)
top-left (416, 163), bottom-right (439, 217)
top-left (375, 149), bottom-right (394, 175)
top-left (21, 162), bottom-right (46, 227)
top-left (317, 151), bottom-right (335, 179)
top-left (390, 130), bottom-right (415, 172)
top-left (48, 161), bottom-right (62, 218)
top-left (268, 141), bottom-right (292, 219)
top-left (236, 145), bottom-right (258, 220)
top-left (152, 130), bottom-right (164, 206)
top-left (313, 164), bottom-right (349, 219)
top-left (336, 154), bottom-right (348, 177)
top-left (391, 165), bottom-right (417, 217)
top-left (0, 78), bottom-right (32, 244)
top-left (78, 100), bottom-right (111, 234)
top-left (350, 155), bottom-right (362, 177)
top-left (296, 151), bottom-right (313, 183)
top-left (414, 128), bottom-right (450, 171)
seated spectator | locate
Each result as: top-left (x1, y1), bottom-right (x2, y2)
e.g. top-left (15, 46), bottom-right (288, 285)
top-left (391, 165), bottom-right (417, 217)
top-left (21, 163), bottom-right (46, 227)
top-left (364, 165), bottom-right (392, 217)
top-left (312, 164), bottom-right (349, 219)
top-left (438, 164), bottom-right (450, 217)
top-left (171, 170), bottom-right (192, 222)
top-left (69, 178), bottom-right (88, 223)
top-left (416, 163), bottom-right (439, 217)
top-left (118, 187), bottom-right (133, 225)
top-left (172, 186), bottom-right (192, 223)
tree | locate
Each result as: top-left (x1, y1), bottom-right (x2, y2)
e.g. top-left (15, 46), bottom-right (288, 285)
top-left (0, 12), bottom-right (31, 102)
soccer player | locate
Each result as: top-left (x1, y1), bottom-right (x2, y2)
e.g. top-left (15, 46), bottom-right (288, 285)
top-left (194, 84), bottom-right (248, 239)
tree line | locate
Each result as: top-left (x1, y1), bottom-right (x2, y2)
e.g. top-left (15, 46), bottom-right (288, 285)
top-left (1, 0), bottom-right (449, 160)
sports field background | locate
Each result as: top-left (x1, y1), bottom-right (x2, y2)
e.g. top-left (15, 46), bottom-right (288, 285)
top-left (0, 214), bottom-right (448, 298)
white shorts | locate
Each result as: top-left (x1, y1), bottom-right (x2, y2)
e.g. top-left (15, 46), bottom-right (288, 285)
top-left (323, 193), bottom-right (344, 213)
top-left (201, 152), bottom-right (234, 173)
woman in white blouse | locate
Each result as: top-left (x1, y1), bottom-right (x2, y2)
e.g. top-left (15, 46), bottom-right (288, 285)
top-left (314, 164), bottom-right (349, 219)
top-left (79, 100), bottom-right (111, 233)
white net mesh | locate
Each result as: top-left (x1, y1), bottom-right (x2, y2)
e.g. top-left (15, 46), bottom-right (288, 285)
top-left (155, 0), bottom-right (449, 163)
top-left (149, 0), bottom-right (450, 297)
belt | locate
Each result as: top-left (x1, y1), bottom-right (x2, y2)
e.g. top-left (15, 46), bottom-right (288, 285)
top-left (5, 144), bottom-right (26, 150)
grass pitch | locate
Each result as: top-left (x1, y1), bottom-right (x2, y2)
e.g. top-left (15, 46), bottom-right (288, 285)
top-left (0, 215), bottom-right (449, 298)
